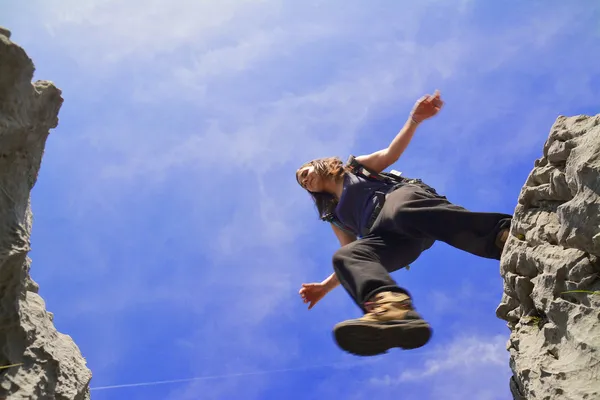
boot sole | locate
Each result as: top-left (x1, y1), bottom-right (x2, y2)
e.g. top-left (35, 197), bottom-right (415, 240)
top-left (333, 319), bottom-right (432, 356)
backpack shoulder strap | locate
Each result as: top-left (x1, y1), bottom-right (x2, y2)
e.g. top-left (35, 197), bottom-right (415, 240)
top-left (345, 155), bottom-right (400, 184)
top-left (345, 155), bottom-right (381, 180)
top-left (321, 212), bottom-right (355, 236)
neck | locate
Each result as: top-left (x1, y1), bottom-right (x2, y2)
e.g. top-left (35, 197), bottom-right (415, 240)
top-left (323, 175), bottom-right (345, 199)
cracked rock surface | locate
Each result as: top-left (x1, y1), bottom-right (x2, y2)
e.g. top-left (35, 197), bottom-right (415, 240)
top-left (0, 27), bottom-right (91, 399)
top-left (497, 114), bottom-right (600, 400)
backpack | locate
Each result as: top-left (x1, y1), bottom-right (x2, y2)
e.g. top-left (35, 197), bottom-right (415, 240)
top-left (322, 155), bottom-right (437, 236)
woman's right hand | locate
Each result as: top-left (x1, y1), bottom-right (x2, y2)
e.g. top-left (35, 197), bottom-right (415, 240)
top-left (410, 89), bottom-right (444, 123)
top-left (299, 282), bottom-right (329, 310)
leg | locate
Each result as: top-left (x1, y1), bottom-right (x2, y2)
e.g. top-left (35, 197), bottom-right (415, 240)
top-left (372, 184), bottom-right (512, 260)
top-left (331, 234), bottom-right (434, 356)
top-left (332, 233), bottom-right (433, 311)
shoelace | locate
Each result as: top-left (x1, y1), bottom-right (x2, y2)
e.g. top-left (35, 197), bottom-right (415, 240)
top-left (364, 297), bottom-right (412, 313)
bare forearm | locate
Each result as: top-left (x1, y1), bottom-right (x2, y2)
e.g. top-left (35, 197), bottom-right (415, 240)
top-left (384, 117), bottom-right (420, 164)
top-left (322, 272), bottom-right (340, 291)
top-left (355, 117), bottom-right (420, 173)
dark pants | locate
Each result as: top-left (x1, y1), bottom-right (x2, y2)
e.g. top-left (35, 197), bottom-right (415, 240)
top-left (332, 184), bottom-right (512, 311)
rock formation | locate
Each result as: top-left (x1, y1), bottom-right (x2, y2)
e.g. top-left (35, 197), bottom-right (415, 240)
top-left (497, 114), bottom-right (600, 399)
top-left (0, 28), bottom-right (91, 399)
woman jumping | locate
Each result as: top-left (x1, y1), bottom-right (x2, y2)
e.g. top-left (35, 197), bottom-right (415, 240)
top-left (296, 90), bottom-right (512, 357)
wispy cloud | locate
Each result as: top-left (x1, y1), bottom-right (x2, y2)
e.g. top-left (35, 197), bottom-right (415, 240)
top-left (39, 0), bottom-right (273, 64)
top-left (369, 335), bottom-right (510, 400)
top-left (28, 0), bottom-right (596, 195)
top-left (374, 335), bottom-right (507, 384)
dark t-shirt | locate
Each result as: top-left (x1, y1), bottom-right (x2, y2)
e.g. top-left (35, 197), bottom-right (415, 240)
top-left (334, 171), bottom-right (394, 237)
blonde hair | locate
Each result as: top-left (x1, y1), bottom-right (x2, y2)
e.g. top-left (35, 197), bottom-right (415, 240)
top-left (295, 156), bottom-right (347, 187)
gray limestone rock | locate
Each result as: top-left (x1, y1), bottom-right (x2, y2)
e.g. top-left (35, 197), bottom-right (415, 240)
top-left (497, 114), bottom-right (600, 400)
top-left (0, 27), bottom-right (92, 399)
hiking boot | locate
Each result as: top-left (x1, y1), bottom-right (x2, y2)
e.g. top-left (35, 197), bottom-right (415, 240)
top-left (495, 228), bottom-right (509, 250)
top-left (333, 291), bottom-right (432, 356)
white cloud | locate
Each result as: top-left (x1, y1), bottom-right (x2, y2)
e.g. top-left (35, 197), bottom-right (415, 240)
top-left (39, 0), bottom-right (275, 65)
top-left (369, 335), bottom-right (511, 400)
top-left (398, 335), bottom-right (506, 382)
top-left (34, 0), bottom-right (594, 195)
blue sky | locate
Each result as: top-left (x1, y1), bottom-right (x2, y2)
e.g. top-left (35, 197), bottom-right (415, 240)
top-left (3, 1), bottom-right (600, 399)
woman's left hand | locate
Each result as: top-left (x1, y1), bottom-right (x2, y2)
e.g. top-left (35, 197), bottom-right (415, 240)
top-left (299, 282), bottom-right (329, 310)
top-left (410, 90), bottom-right (444, 123)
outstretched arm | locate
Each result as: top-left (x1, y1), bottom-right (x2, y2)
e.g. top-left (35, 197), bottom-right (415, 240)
top-left (355, 117), bottom-right (420, 174)
top-left (356, 90), bottom-right (444, 174)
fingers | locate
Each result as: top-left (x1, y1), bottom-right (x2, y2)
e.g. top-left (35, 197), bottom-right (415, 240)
top-left (428, 91), bottom-right (441, 102)
top-left (299, 283), bottom-right (313, 294)
top-left (427, 89), bottom-right (440, 100)
top-left (419, 89), bottom-right (444, 111)
top-left (432, 90), bottom-right (443, 108)
top-left (298, 283), bottom-right (324, 309)
top-left (300, 294), bottom-right (316, 307)
top-left (423, 89), bottom-right (441, 101)
top-left (299, 287), bottom-right (311, 303)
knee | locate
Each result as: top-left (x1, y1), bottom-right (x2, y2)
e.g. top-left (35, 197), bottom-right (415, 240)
top-left (332, 245), bottom-right (352, 268)
top-left (332, 243), bottom-right (361, 273)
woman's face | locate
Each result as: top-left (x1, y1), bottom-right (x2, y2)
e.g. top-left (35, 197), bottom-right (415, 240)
top-left (297, 165), bottom-right (325, 193)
